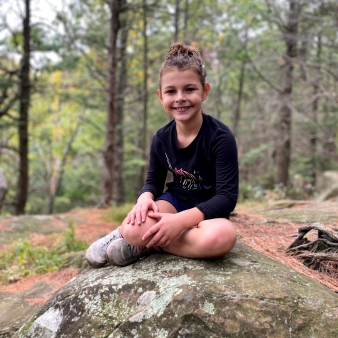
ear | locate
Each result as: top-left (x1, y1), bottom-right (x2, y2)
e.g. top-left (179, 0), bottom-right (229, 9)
top-left (156, 89), bottom-right (163, 104)
top-left (202, 83), bottom-right (211, 101)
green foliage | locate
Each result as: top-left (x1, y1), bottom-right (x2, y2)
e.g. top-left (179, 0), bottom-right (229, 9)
top-left (53, 156), bottom-right (103, 213)
top-left (1, 0), bottom-right (338, 214)
top-left (59, 222), bottom-right (88, 252)
top-left (0, 240), bottom-right (62, 283)
top-left (15, 241), bottom-right (62, 274)
top-left (0, 77), bottom-right (16, 90)
top-left (0, 222), bottom-right (87, 284)
top-left (238, 182), bottom-right (266, 202)
top-left (239, 180), bottom-right (313, 203)
top-left (241, 144), bottom-right (271, 166)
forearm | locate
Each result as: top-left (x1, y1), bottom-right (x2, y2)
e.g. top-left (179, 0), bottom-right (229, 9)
top-left (143, 207), bottom-right (205, 247)
top-left (197, 193), bottom-right (237, 219)
top-left (174, 207), bottom-right (205, 231)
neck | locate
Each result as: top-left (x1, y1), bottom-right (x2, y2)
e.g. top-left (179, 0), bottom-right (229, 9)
top-left (175, 113), bottom-right (203, 148)
top-left (176, 113), bottom-right (203, 135)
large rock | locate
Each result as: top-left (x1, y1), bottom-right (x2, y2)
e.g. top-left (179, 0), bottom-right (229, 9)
top-left (15, 242), bottom-right (338, 338)
top-left (0, 170), bottom-right (8, 206)
top-left (316, 171), bottom-right (338, 201)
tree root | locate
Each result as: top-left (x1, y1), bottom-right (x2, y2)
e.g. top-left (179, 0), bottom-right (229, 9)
top-left (286, 223), bottom-right (338, 278)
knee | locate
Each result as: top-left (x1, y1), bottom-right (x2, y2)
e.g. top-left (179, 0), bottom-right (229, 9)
top-left (121, 223), bottom-right (145, 247)
top-left (200, 220), bottom-right (237, 257)
top-left (121, 217), bottom-right (157, 247)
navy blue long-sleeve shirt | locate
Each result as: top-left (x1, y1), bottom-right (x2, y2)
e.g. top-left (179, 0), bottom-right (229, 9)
top-left (140, 113), bottom-right (239, 219)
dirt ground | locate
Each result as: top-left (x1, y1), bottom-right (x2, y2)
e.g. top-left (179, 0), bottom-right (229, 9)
top-left (233, 202), bottom-right (338, 293)
top-left (0, 201), bottom-right (337, 305)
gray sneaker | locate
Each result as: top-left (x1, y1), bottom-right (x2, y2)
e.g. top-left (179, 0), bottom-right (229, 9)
top-left (106, 238), bottom-right (154, 266)
top-left (86, 227), bottom-right (121, 267)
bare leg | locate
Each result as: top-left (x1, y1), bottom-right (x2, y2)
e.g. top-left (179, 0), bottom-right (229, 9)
top-left (121, 200), bottom-right (237, 259)
top-left (163, 218), bottom-right (237, 258)
top-left (120, 200), bottom-right (177, 247)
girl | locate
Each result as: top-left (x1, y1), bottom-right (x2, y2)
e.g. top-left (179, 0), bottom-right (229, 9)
top-left (86, 42), bottom-right (239, 267)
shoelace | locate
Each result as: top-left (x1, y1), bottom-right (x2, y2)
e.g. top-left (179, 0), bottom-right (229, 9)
top-left (100, 228), bottom-right (122, 248)
top-left (100, 234), bottom-right (116, 248)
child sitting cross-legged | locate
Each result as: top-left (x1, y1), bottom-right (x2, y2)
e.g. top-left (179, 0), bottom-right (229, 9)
top-left (86, 42), bottom-right (239, 267)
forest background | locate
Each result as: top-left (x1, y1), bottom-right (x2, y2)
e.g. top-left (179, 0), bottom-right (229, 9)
top-left (0, 0), bottom-right (337, 216)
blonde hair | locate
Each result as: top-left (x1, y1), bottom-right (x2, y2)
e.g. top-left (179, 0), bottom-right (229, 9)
top-left (159, 42), bottom-right (207, 87)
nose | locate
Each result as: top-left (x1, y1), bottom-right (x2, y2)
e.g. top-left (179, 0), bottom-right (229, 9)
top-left (175, 91), bottom-right (186, 102)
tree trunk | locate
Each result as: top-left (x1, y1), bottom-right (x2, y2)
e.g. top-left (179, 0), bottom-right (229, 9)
top-left (322, 110), bottom-right (337, 164)
top-left (308, 33), bottom-right (321, 188)
top-left (183, 0), bottom-right (189, 43)
top-left (114, 2), bottom-right (128, 206)
top-left (232, 59), bottom-right (246, 138)
top-left (101, 0), bottom-right (121, 207)
top-left (48, 117), bottom-right (81, 214)
top-left (15, 0), bottom-right (31, 215)
top-left (232, 32), bottom-right (247, 138)
top-left (275, 0), bottom-right (301, 187)
top-left (174, 0), bottom-right (180, 42)
top-left (134, 0), bottom-right (149, 197)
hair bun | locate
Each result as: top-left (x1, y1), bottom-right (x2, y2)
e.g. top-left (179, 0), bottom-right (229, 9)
top-left (159, 42), bottom-right (207, 86)
top-left (165, 42), bottom-right (202, 62)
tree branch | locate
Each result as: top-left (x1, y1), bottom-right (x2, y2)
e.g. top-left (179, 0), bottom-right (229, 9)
top-left (0, 93), bottom-right (20, 119)
top-left (234, 30), bottom-right (281, 94)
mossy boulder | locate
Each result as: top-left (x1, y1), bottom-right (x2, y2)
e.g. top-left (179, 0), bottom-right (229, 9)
top-left (15, 241), bottom-right (338, 338)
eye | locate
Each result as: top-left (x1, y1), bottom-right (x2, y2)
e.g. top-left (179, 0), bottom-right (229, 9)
top-left (186, 87), bottom-right (195, 93)
top-left (165, 89), bottom-right (175, 94)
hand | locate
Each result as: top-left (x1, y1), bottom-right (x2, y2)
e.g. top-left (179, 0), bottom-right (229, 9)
top-left (142, 212), bottom-right (184, 247)
top-left (126, 192), bottom-right (159, 225)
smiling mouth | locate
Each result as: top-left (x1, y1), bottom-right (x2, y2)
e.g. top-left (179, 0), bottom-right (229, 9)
top-left (173, 106), bottom-right (191, 112)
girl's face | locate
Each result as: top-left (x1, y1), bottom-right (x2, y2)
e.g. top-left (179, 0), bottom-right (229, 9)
top-left (157, 68), bottom-right (210, 124)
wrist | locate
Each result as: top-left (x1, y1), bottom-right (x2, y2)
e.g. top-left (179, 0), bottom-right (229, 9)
top-left (175, 207), bottom-right (204, 229)
top-left (138, 191), bottom-right (154, 202)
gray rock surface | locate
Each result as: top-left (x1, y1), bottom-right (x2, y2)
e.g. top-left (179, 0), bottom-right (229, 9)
top-left (0, 169), bottom-right (8, 206)
top-left (15, 241), bottom-right (338, 338)
top-left (316, 170), bottom-right (338, 201)
top-left (0, 213), bottom-right (85, 338)
top-left (0, 281), bottom-right (52, 338)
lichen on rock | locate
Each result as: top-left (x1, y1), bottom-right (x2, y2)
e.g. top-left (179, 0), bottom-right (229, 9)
top-left (15, 241), bottom-right (338, 338)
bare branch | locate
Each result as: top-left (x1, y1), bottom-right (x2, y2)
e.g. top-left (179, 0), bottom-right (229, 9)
top-left (0, 148), bottom-right (20, 162)
top-left (80, 116), bottom-right (105, 133)
top-left (234, 30), bottom-right (281, 93)
top-left (0, 93), bottom-right (20, 119)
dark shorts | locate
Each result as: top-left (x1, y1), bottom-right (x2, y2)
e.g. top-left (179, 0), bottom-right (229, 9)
top-left (156, 191), bottom-right (188, 212)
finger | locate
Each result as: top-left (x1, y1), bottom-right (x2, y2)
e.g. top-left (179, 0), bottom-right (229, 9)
top-left (126, 211), bottom-right (133, 224)
top-left (135, 207), bottom-right (143, 225)
top-left (155, 237), bottom-right (168, 248)
top-left (130, 210), bottom-right (138, 225)
top-left (142, 224), bottom-right (159, 241)
top-left (147, 212), bottom-right (162, 220)
top-left (141, 207), bottom-right (148, 223)
top-left (147, 231), bottom-right (166, 248)
top-left (152, 201), bottom-right (159, 213)
top-left (147, 235), bottom-right (161, 248)
top-left (160, 239), bottom-right (171, 248)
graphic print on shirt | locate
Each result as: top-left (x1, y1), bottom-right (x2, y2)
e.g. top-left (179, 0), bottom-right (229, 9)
top-left (165, 153), bottom-right (212, 191)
